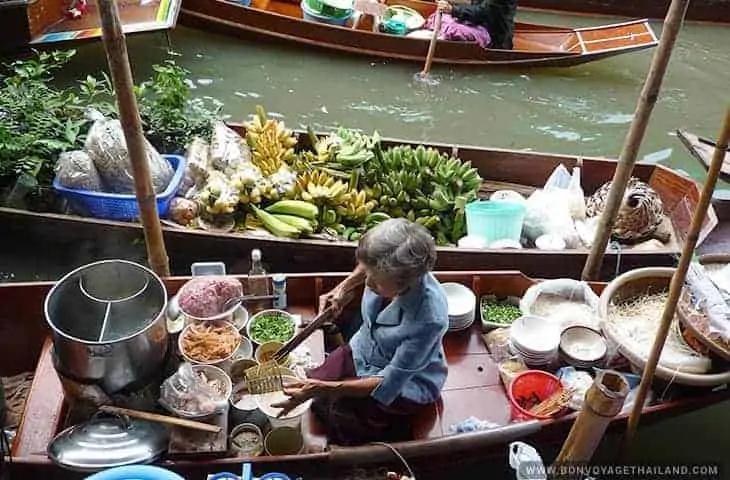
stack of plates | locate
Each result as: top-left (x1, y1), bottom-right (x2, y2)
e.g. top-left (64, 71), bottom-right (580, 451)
top-left (509, 315), bottom-right (561, 366)
top-left (441, 282), bottom-right (477, 331)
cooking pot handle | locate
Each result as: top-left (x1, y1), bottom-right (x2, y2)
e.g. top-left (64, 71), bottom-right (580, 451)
top-left (87, 409), bottom-right (132, 430)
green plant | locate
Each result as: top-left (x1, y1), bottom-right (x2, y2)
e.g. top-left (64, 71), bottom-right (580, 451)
top-left (0, 50), bottom-right (94, 190)
top-left (135, 60), bottom-right (224, 153)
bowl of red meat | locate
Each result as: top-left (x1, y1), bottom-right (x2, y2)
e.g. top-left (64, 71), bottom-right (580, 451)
top-left (177, 276), bottom-right (243, 322)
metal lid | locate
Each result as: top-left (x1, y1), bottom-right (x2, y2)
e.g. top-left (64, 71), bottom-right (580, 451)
top-left (47, 412), bottom-right (168, 472)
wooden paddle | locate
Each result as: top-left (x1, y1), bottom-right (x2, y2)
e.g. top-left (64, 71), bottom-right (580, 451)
top-left (414, 8), bottom-right (442, 83)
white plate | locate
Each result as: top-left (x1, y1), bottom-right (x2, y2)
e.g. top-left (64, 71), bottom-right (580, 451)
top-left (441, 283), bottom-right (477, 318)
top-left (510, 315), bottom-right (561, 353)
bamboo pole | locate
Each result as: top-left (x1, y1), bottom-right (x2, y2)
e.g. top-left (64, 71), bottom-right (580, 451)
top-left (620, 105), bottom-right (730, 459)
top-left (96, 0), bottom-right (170, 277)
top-left (581, 0), bottom-right (691, 281)
top-left (551, 370), bottom-right (629, 473)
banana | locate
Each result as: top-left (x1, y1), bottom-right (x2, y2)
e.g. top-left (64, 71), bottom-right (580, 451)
top-left (251, 206), bottom-right (301, 238)
top-left (365, 212), bottom-right (391, 225)
top-left (272, 214), bottom-right (314, 234)
top-left (265, 200), bottom-right (319, 220)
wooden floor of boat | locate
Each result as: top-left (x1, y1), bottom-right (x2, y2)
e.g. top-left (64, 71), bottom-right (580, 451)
top-left (18, 309), bottom-right (511, 457)
top-left (41, 0), bottom-right (167, 35)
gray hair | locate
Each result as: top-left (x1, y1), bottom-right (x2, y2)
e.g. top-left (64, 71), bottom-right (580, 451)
top-left (356, 218), bottom-right (437, 290)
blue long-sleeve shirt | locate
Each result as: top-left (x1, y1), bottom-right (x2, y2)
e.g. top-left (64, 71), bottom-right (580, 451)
top-left (349, 273), bottom-right (449, 406)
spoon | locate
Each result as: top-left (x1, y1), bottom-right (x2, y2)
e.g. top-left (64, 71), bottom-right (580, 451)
top-left (221, 294), bottom-right (278, 313)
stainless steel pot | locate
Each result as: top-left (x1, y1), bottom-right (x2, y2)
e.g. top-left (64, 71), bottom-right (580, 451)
top-left (44, 260), bottom-right (169, 394)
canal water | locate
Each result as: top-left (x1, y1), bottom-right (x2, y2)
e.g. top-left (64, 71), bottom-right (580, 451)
top-left (3, 8), bottom-right (730, 477)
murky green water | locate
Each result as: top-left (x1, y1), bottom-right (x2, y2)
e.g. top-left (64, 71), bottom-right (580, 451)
top-left (4, 9), bottom-right (730, 476)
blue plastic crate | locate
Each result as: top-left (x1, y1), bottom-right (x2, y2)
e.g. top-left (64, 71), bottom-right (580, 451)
top-left (53, 154), bottom-right (187, 221)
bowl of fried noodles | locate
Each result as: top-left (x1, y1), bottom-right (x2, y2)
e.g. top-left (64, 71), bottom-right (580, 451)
top-left (179, 320), bottom-right (242, 366)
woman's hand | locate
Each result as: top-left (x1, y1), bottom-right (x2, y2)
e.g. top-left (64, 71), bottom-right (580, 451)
top-left (437, 0), bottom-right (452, 12)
top-left (318, 288), bottom-right (345, 317)
top-left (271, 379), bottom-right (330, 417)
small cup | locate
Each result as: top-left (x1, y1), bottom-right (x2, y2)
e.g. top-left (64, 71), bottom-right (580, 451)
top-left (264, 426), bottom-right (304, 456)
top-left (255, 341), bottom-right (291, 366)
top-left (230, 422), bottom-right (264, 457)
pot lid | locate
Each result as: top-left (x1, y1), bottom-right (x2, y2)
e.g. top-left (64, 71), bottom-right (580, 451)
top-left (47, 411), bottom-right (168, 472)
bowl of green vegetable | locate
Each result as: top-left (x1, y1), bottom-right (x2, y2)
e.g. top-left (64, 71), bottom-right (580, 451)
top-left (480, 295), bottom-right (523, 330)
top-left (246, 309), bottom-right (297, 346)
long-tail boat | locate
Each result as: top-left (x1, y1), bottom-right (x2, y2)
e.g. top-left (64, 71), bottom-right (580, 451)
top-left (6, 270), bottom-right (729, 478)
top-left (676, 129), bottom-right (730, 183)
top-left (178, 0), bottom-right (658, 69)
top-left (0, 125), bottom-right (715, 281)
top-left (0, 0), bottom-right (181, 53)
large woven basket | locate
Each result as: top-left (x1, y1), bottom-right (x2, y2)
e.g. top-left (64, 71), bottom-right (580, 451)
top-left (598, 267), bottom-right (730, 387)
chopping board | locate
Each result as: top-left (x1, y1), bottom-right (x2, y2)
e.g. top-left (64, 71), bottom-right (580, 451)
top-left (166, 408), bottom-right (229, 458)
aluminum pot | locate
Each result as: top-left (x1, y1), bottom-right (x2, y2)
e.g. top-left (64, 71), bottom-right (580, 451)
top-left (44, 260), bottom-right (168, 394)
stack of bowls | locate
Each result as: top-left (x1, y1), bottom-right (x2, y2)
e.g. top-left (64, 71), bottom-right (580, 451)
top-left (559, 326), bottom-right (608, 368)
top-left (509, 315), bottom-right (560, 367)
top-left (440, 283), bottom-right (477, 331)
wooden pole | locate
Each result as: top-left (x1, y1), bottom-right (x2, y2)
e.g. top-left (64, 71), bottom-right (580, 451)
top-left (581, 0), bottom-right (691, 281)
top-left (97, 0), bottom-right (170, 277)
top-left (551, 370), bottom-right (629, 473)
top-left (620, 105), bottom-right (730, 459)
top-left (420, 8), bottom-right (442, 77)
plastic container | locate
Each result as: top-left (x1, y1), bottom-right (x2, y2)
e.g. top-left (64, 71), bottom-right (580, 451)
top-left (465, 200), bottom-right (526, 246)
top-left (256, 376), bottom-right (312, 429)
top-left (84, 465), bottom-right (185, 480)
top-left (53, 154), bottom-right (186, 221)
top-left (260, 473), bottom-right (292, 480)
top-left (507, 370), bottom-right (563, 420)
top-left (300, 0), bottom-right (353, 26)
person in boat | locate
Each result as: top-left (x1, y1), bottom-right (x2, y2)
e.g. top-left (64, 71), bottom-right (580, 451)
top-left (272, 218), bottom-right (449, 446)
top-left (435, 0), bottom-right (518, 50)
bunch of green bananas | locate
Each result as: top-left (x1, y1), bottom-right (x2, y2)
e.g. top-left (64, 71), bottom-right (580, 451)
top-left (249, 200), bottom-right (319, 238)
top-left (361, 144), bottom-right (482, 245)
top-left (340, 211), bottom-right (392, 242)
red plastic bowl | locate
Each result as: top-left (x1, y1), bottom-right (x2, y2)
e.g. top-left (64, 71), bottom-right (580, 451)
top-left (508, 370), bottom-right (563, 420)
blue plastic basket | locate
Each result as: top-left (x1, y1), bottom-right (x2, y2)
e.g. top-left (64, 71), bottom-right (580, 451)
top-left (53, 154), bottom-right (186, 221)
top-left (465, 200), bottom-right (526, 246)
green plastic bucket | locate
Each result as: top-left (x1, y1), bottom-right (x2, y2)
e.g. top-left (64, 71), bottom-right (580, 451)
top-left (465, 200), bottom-right (526, 246)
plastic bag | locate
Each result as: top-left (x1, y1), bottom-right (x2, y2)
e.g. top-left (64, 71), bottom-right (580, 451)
top-left (687, 262), bottom-right (730, 342)
top-left (483, 328), bottom-right (512, 363)
top-left (55, 150), bottom-right (105, 191)
top-left (159, 363), bottom-right (226, 417)
top-left (568, 160), bottom-right (586, 221)
top-left (498, 356), bottom-right (527, 388)
top-left (85, 117), bottom-right (174, 194)
top-left (556, 366), bottom-right (593, 410)
top-left (210, 122), bottom-right (251, 173)
top-left (520, 278), bottom-right (600, 330)
top-left (522, 189), bottom-right (581, 248)
top-left (168, 197), bottom-right (199, 225)
top-left (509, 442), bottom-right (547, 480)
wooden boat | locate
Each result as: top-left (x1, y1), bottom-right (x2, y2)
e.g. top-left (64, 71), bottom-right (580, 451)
top-left (0, 0), bottom-right (181, 53)
top-left (178, 0), bottom-right (658, 69)
top-left (516, 0), bottom-right (729, 26)
top-left (676, 129), bottom-right (730, 183)
top-left (0, 124), bottom-right (716, 282)
top-left (6, 270), bottom-right (729, 478)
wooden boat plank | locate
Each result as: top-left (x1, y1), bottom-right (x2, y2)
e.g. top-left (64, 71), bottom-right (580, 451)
top-left (442, 353), bottom-right (501, 390)
top-left (677, 129), bottom-right (730, 183)
top-left (179, 0), bottom-right (657, 68)
top-left (12, 337), bottom-right (64, 459)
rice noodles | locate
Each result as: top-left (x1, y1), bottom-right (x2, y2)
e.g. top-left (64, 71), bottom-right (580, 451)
top-left (181, 321), bottom-right (240, 363)
top-left (604, 292), bottom-right (712, 373)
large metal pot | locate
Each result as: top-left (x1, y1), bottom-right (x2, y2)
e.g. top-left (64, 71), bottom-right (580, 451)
top-left (44, 260), bottom-right (169, 394)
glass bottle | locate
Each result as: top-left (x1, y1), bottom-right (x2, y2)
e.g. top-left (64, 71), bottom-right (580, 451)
top-left (247, 249), bottom-right (269, 313)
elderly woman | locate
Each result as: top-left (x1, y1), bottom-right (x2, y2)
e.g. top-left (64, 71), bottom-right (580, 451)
top-left (272, 218), bottom-right (449, 446)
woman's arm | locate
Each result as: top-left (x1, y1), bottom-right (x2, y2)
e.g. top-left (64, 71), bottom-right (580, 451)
top-left (319, 263), bottom-right (367, 313)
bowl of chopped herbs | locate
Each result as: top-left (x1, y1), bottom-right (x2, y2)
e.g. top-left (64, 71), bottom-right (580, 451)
top-left (480, 295), bottom-right (523, 330)
top-left (246, 309), bottom-right (297, 346)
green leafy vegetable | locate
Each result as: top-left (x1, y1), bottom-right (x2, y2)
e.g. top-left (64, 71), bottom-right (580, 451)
top-left (481, 299), bottom-right (521, 325)
top-left (250, 311), bottom-right (295, 343)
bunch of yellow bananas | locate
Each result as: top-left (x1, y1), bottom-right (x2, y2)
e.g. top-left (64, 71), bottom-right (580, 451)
top-left (295, 170), bottom-right (348, 205)
top-left (335, 189), bottom-right (377, 224)
top-left (244, 105), bottom-right (298, 176)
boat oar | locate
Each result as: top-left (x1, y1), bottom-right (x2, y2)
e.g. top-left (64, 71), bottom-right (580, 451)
top-left (414, 8), bottom-right (442, 85)
top-left (620, 105), bottom-right (730, 460)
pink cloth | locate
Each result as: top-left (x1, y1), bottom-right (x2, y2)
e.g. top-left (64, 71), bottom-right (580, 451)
top-left (425, 12), bottom-right (491, 49)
